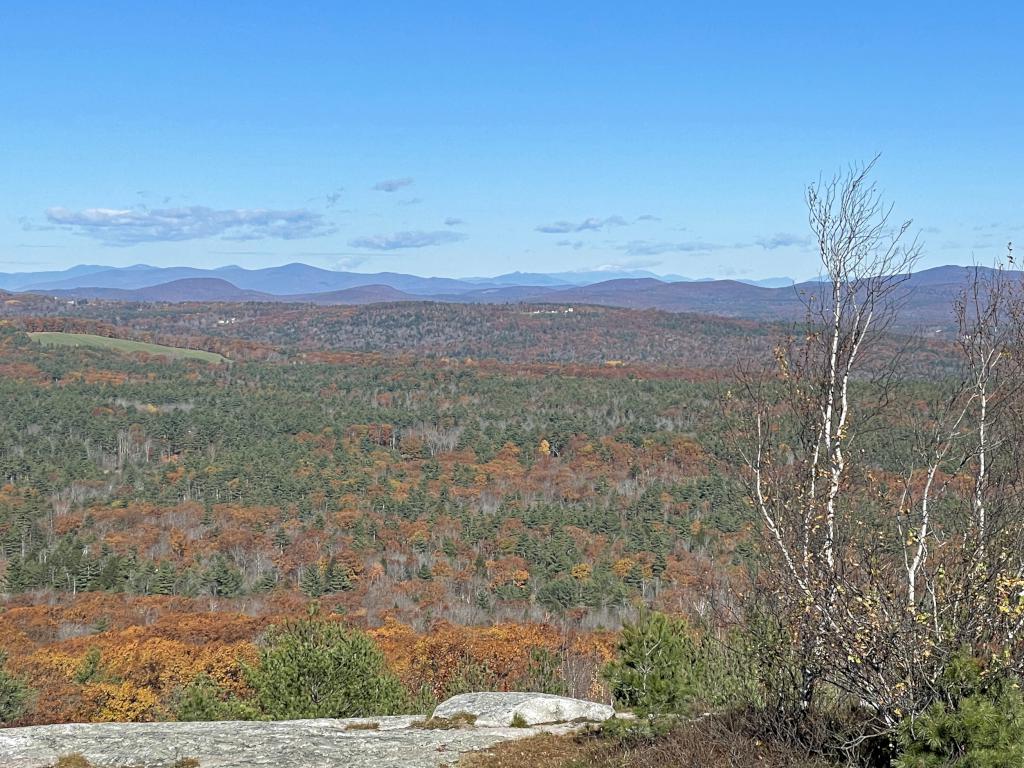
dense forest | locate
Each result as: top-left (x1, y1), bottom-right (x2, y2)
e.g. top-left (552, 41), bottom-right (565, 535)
top-left (0, 300), bottom-right (954, 727)
top-left (0, 309), bottom-right (771, 724)
top-left (0, 318), bottom-right (754, 619)
top-left (1, 294), bottom-right (957, 373)
top-left (3, 252), bottom-right (1018, 768)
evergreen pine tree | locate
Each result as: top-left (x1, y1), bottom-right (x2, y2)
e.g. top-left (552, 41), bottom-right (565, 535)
top-left (603, 610), bottom-right (693, 714)
top-left (325, 561), bottom-right (351, 593)
top-left (0, 651), bottom-right (31, 724)
top-left (2, 556), bottom-right (27, 593)
top-left (252, 569), bottom-right (279, 594)
top-left (78, 556), bottom-right (100, 592)
top-left (245, 614), bottom-right (406, 719)
top-left (652, 550), bottom-right (668, 579)
top-left (204, 555), bottom-right (243, 597)
top-left (272, 528), bottom-right (290, 552)
top-left (896, 656), bottom-right (1024, 768)
top-left (152, 562), bottom-right (178, 595)
top-left (131, 560), bottom-right (158, 595)
top-left (474, 589), bottom-right (492, 611)
top-left (299, 565), bottom-right (324, 597)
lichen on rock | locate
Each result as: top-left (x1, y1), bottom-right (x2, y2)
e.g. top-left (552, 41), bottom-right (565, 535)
top-left (0, 694), bottom-right (613, 768)
top-left (432, 692), bottom-right (615, 728)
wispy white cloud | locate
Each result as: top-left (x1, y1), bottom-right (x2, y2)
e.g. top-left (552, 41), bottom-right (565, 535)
top-left (578, 259), bottom-right (662, 271)
top-left (536, 214), bottom-right (659, 234)
top-left (45, 206), bottom-right (334, 246)
top-left (305, 188), bottom-right (345, 208)
top-left (619, 240), bottom-right (723, 256)
top-left (18, 216), bottom-right (57, 232)
top-left (348, 230), bottom-right (467, 250)
top-left (754, 232), bottom-right (813, 250)
top-left (206, 249), bottom-right (278, 256)
top-left (372, 177), bottom-right (414, 192)
top-left (2, 258), bottom-right (59, 266)
top-left (535, 215), bottom-right (630, 234)
top-left (332, 255), bottom-right (368, 269)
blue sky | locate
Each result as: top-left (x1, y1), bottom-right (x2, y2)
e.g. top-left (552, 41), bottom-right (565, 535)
top-left (2, 2), bottom-right (1022, 280)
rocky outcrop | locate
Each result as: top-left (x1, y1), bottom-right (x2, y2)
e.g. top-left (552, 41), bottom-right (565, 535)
top-left (0, 694), bottom-right (615, 768)
top-left (432, 692), bottom-right (615, 727)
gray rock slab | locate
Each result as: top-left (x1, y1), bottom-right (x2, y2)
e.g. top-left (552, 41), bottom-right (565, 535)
top-left (0, 716), bottom-right (574, 768)
top-left (432, 693), bottom-right (614, 728)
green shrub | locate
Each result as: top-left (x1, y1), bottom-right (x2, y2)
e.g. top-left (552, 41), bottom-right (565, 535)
top-left (0, 650), bottom-right (31, 724)
top-left (604, 611), bottom-right (692, 714)
top-left (73, 648), bottom-right (102, 684)
top-left (173, 673), bottom-right (257, 722)
top-left (173, 674), bottom-right (226, 721)
top-left (603, 610), bottom-right (755, 715)
top-left (245, 615), bottom-right (406, 719)
top-left (596, 712), bottom-right (678, 746)
top-left (895, 657), bottom-right (1024, 768)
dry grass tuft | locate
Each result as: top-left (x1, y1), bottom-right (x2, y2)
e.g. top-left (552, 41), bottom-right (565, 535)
top-left (460, 733), bottom-right (591, 768)
top-left (414, 712), bottom-right (478, 729)
top-left (345, 720), bottom-right (381, 731)
top-left (53, 757), bottom-right (93, 768)
top-left (50, 753), bottom-right (201, 768)
top-left (461, 715), bottom-right (831, 768)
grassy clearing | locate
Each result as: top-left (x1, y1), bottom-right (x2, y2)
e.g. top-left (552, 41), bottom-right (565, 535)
top-left (29, 332), bottom-right (227, 363)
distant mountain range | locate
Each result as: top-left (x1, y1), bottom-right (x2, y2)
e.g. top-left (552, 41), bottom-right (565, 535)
top-left (458, 269), bottom-right (796, 289)
top-left (3, 262), bottom-right (1014, 330)
top-left (0, 263), bottom-right (795, 294)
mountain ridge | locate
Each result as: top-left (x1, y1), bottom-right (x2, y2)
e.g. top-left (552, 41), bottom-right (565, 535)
top-left (1, 262), bottom-right (796, 294)
top-left (18, 264), bottom-right (1020, 331)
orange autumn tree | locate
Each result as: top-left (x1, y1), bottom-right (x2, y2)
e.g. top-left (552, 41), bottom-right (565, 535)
top-left (371, 618), bottom-right (613, 701)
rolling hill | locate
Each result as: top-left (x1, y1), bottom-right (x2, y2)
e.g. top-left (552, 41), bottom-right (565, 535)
top-left (1, 262), bottom-right (797, 296)
top-left (11, 264), bottom-right (1019, 331)
top-left (288, 284), bottom-right (417, 305)
top-left (42, 278), bottom-right (277, 303)
top-left (8, 263), bottom-right (491, 295)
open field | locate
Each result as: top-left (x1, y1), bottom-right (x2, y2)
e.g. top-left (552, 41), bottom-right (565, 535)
top-left (28, 331), bottom-right (227, 363)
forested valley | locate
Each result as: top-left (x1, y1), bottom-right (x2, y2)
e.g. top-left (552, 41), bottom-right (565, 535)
top-left (3, 226), bottom-right (1024, 768)
top-left (0, 292), bottom-right (963, 725)
top-left (0, 308), bottom-right (768, 724)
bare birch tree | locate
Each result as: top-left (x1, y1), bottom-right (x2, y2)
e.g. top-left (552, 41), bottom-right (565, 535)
top-left (733, 159), bottom-right (1024, 739)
